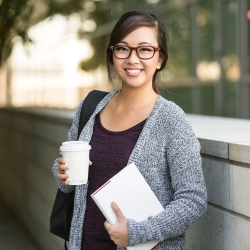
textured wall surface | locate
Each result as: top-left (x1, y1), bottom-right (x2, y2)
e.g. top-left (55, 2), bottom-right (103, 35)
top-left (0, 108), bottom-right (249, 250)
top-left (0, 108), bottom-right (73, 250)
top-left (186, 115), bottom-right (250, 250)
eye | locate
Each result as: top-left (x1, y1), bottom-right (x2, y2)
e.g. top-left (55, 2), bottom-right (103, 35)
top-left (139, 47), bottom-right (154, 52)
top-left (115, 46), bottom-right (129, 52)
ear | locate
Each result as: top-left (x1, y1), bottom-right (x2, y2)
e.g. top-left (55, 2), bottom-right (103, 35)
top-left (156, 57), bottom-right (163, 70)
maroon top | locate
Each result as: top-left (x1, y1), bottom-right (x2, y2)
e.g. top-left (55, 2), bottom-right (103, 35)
top-left (81, 113), bottom-right (146, 250)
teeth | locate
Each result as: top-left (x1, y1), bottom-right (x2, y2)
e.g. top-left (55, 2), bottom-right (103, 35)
top-left (127, 69), bottom-right (140, 74)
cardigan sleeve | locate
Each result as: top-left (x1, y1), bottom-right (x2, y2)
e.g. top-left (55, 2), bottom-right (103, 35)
top-left (127, 105), bottom-right (207, 245)
top-left (51, 100), bottom-right (84, 193)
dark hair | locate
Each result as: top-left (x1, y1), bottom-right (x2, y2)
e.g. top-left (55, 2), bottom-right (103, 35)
top-left (106, 11), bottom-right (169, 94)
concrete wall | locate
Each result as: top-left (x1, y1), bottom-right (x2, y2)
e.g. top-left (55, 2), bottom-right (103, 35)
top-left (0, 108), bottom-right (72, 250)
top-left (0, 108), bottom-right (249, 250)
top-left (186, 115), bottom-right (250, 250)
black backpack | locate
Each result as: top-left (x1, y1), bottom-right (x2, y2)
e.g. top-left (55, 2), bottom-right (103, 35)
top-left (50, 90), bottom-right (109, 249)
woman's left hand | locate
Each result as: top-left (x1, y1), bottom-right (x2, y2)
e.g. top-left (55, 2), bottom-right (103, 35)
top-left (104, 201), bottom-right (129, 247)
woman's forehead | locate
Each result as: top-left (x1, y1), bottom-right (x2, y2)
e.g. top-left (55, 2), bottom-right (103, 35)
top-left (119, 27), bottom-right (158, 45)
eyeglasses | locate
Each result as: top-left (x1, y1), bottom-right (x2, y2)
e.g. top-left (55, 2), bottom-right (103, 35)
top-left (110, 45), bottom-right (160, 60)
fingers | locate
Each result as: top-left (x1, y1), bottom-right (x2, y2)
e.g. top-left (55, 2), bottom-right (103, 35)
top-left (57, 157), bottom-right (69, 185)
top-left (56, 158), bottom-right (92, 185)
top-left (57, 157), bottom-right (65, 164)
top-left (104, 202), bottom-right (129, 247)
top-left (104, 220), bottom-right (112, 231)
top-left (57, 172), bottom-right (69, 179)
top-left (57, 158), bottom-right (68, 170)
top-left (56, 172), bottom-right (69, 185)
top-left (61, 179), bottom-right (69, 185)
top-left (111, 202), bottom-right (125, 221)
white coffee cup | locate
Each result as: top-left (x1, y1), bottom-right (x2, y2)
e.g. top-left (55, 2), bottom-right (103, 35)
top-left (60, 141), bottom-right (91, 185)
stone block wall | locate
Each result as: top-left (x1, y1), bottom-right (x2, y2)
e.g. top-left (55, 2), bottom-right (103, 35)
top-left (186, 115), bottom-right (250, 250)
top-left (0, 108), bottom-right (72, 250)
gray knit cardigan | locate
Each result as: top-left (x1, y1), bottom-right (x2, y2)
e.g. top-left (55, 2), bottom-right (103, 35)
top-left (52, 91), bottom-right (207, 250)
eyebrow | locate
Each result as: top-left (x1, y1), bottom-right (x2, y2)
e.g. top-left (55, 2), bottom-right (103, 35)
top-left (118, 41), bottom-right (154, 46)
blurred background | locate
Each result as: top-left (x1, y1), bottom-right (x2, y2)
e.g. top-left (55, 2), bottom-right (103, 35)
top-left (0, 0), bottom-right (249, 118)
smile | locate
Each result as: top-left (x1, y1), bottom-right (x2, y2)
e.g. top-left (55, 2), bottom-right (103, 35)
top-left (126, 69), bottom-right (141, 74)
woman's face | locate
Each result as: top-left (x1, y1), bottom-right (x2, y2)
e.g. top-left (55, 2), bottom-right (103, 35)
top-left (112, 26), bottom-right (162, 90)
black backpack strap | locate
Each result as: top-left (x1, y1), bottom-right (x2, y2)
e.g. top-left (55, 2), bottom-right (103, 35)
top-left (77, 90), bottom-right (109, 140)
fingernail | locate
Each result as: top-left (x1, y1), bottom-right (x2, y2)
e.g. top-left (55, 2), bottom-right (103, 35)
top-left (112, 201), bottom-right (117, 206)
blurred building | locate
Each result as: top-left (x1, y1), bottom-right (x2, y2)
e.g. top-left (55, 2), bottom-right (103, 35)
top-left (0, 0), bottom-right (249, 118)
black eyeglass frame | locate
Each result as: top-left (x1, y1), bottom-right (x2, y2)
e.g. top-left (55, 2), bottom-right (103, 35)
top-left (110, 45), bottom-right (161, 60)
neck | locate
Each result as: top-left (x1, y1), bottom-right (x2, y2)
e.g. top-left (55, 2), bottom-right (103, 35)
top-left (116, 85), bottom-right (158, 108)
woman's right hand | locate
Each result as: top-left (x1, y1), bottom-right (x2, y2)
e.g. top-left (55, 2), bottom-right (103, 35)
top-left (57, 157), bottom-right (69, 185)
top-left (57, 158), bottom-right (93, 185)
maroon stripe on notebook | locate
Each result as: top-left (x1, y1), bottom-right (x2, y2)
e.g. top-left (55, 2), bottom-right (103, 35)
top-left (91, 181), bottom-right (111, 196)
top-left (151, 242), bottom-right (161, 249)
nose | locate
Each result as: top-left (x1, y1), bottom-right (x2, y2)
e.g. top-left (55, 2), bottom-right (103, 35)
top-left (127, 48), bottom-right (140, 63)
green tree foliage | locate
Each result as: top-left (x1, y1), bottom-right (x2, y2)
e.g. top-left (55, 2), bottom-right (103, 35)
top-left (0, 0), bottom-right (83, 65)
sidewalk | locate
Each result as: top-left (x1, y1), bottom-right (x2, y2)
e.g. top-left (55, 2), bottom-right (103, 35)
top-left (0, 203), bottom-right (39, 250)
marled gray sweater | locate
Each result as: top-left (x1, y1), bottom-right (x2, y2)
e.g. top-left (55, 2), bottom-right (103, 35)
top-left (52, 91), bottom-right (207, 250)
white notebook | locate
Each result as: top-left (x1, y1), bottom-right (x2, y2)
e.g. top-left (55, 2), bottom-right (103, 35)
top-left (91, 162), bottom-right (164, 250)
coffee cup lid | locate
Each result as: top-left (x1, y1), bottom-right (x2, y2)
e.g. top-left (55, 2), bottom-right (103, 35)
top-left (60, 141), bottom-right (91, 151)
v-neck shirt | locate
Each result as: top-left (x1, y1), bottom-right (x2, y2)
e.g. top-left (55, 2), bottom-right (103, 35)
top-left (81, 113), bottom-right (146, 249)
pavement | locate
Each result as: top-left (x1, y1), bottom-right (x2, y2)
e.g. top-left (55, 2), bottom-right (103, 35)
top-left (0, 203), bottom-right (39, 250)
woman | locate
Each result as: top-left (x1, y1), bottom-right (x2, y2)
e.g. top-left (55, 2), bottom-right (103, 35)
top-left (53, 11), bottom-right (207, 250)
